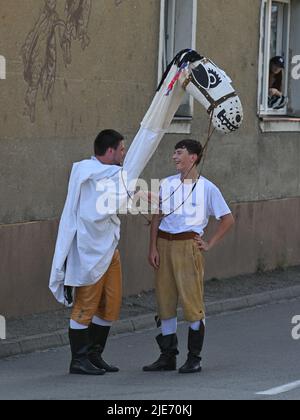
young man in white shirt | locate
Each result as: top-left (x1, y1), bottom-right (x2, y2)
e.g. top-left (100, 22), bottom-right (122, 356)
top-left (143, 139), bottom-right (235, 374)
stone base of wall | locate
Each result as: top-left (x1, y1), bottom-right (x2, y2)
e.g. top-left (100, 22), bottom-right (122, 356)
top-left (1, 197), bottom-right (299, 318)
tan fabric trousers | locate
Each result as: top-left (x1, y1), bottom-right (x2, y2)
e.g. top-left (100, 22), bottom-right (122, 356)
top-left (71, 250), bottom-right (122, 326)
top-left (155, 238), bottom-right (205, 322)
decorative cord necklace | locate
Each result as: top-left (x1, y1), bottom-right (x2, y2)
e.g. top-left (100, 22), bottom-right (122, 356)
top-left (120, 111), bottom-right (215, 226)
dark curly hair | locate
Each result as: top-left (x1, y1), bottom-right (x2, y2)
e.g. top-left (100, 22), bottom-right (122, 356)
top-left (175, 139), bottom-right (203, 166)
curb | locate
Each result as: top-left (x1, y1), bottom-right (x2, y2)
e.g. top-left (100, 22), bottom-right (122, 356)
top-left (1, 286), bottom-right (300, 359)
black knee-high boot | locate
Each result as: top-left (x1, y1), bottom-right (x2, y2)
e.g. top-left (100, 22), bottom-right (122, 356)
top-left (143, 334), bottom-right (179, 372)
top-left (69, 328), bottom-right (106, 375)
top-left (88, 324), bottom-right (119, 373)
top-left (179, 322), bottom-right (205, 374)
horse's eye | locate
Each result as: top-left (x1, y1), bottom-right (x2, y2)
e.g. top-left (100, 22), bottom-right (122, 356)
top-left (208, 69), bottom-right (222, 89)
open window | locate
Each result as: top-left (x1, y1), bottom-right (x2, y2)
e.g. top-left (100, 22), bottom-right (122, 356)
top-left (158, 0), bottom-right (197, 132)
top-left (258, 0), bottom-right (300, 131)
top-left (258, 0), bottom-right (291, 116)
top-left (288, 0), bottom-right (300, 116)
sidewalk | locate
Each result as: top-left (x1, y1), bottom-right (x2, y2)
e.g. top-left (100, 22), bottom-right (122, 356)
top-left (1, 266), bottom-right (300, 359)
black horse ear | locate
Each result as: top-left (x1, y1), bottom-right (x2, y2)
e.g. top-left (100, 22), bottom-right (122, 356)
top-left (191, 63), bottom-right (210, 89)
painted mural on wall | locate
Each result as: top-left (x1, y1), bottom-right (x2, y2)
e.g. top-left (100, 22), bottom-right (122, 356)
top-left (21, 0), bottom-right (92, 123)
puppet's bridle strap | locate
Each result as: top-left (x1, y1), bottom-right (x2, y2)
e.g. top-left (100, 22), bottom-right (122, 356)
top-left (206, 91), bottom-right (238, 114)
top-left (182, 75), bottom-right (238, 114)
top-left (181, 75), bottom-right (193, 91)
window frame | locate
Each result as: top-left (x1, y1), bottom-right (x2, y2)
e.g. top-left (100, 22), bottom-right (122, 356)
top-left (258, 0), bottom-right (291, 117)
top-left (158, 0), bottom-right (198, 133)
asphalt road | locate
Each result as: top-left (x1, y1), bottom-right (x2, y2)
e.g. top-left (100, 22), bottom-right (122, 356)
top-left (0, 299), bottom-right (299, 401)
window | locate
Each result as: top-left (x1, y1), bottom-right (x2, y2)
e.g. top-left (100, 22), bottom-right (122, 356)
top-left (289, 0), bottom-right (300, 116)
top-left (259, 0), bottom-right (300, 131)
top-left (258, 0), bottom-right (291, 116)
top-left (158, 0), bottom-right (197, 132)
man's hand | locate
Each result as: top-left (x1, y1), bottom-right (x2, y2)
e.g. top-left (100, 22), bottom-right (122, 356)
top-left (132, 191), bottom-right (160, 214)
top-left (149, 248), bottom-right (160, 269)
top-left (195, 214), bottom-right (235, 253)
top-left (194, 236), bottom-right (211, 252)
top-left (64, 286), bottom-right (74, 305)
top-left (269, 88), bottom-right (282, 97)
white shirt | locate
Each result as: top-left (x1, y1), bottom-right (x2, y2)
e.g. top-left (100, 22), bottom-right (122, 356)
top-left (159, 174), bottom-right (231, 236)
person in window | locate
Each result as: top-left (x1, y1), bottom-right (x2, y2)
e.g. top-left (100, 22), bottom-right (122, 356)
top-left (268, 56), bottom-right (286, 110)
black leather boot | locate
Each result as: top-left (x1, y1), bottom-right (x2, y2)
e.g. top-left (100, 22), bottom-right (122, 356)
top-left (88, 324), bottom-right (119, 373)
top-left (179, 323), bottom-right (205, 374)
top-left (143, 334), bottom-right (179, 372)
top-left (69, 328), bottom-right (106, 375)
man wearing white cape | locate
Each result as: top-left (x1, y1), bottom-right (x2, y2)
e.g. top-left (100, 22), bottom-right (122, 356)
top-left (49, 63), bottom-right (186, 376)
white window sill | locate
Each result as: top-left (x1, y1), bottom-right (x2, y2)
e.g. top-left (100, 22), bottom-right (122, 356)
top-left (168, 117), bottom-right (192, 134)
top-left (259, 117), bottom-right (300, 132)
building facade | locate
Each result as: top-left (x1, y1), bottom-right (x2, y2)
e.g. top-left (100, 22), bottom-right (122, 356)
top-left (0, 0), bottom-right (299, 317)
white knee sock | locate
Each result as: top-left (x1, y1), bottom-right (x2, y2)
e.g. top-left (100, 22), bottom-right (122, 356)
top-left (92, 316), bottom-right (113, 327)
top-left (190, 319), bottom-right (206, 331)
top-left (70, 320), bottom-right (88, 330)
top-left (161, 317), bottom-right (177, 336)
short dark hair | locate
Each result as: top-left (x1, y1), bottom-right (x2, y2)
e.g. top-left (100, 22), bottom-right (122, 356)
top-left (175, 139), bottom-right (203, 165)
top-left (94, 130), bottom-right (124, 156)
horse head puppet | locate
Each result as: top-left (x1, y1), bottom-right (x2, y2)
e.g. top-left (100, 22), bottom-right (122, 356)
top-left (158, 49), bottom-right (243, 134)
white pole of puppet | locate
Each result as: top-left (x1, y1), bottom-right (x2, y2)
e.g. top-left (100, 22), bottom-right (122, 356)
top-left (140, 64), bottom-right (185, 132)
top-left (123, 64), bottom-right (185, 182)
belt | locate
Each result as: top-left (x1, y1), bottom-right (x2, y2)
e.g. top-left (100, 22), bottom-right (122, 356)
top-left (158, 230), bottom-right (198, 241)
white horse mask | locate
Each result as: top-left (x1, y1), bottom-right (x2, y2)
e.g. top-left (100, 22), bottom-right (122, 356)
top-left (161, 50), bottom-right (243, 134)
